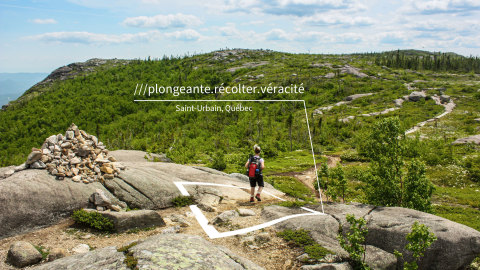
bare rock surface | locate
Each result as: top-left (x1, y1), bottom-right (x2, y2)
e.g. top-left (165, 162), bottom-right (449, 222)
top-left (32, 246), bottom-right (127, 270)
top-left (263, 203), bottom-right (480, 270)
top-left (452, 134), bottom-right (480, 145)
top-left (130, 234), bottom-right (264, 270)
top-left (32, 234), bottom-right (267, 269)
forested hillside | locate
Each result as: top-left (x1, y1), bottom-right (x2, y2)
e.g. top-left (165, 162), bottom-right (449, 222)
top-left (1, 49), bottom-right (479, 232)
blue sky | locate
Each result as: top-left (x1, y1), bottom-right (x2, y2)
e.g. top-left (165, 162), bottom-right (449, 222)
top-left (1, 0), bottom-right (480, 72)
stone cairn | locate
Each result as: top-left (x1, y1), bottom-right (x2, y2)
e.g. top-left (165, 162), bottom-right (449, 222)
top-left (24, 123), bottom-right (124, 183)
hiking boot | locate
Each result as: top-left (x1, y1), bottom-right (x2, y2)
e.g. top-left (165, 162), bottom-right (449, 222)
top-left (255, 194), bottom-right (261, 201)
top-left (250, 197), bottom-right (255, 203)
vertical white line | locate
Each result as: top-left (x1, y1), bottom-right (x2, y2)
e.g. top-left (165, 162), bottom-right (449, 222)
top-left (303, 100), bottom-right (324, 214)
top-left (134, 83), bottom-right (139, 95)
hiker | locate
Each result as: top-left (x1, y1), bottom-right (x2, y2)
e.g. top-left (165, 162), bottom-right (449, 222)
top-left (245, 145), bottom-right (265, 202)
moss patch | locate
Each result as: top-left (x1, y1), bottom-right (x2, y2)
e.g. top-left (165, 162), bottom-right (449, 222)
top-left (118, 242), bottom-right (139, 270)
top-left (277, 229), bottom-right (334, 261)
top-left (171, 196), bottom-right (195, 207)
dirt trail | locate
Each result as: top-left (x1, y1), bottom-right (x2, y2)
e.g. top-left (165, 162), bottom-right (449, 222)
top-left (0, 197), bottom-right (303, 270)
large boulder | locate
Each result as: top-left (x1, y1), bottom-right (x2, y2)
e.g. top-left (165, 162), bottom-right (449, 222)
top-left (0, 169), bottom-right (119, 239)
top-left (408, 91), bottom-right (427, 101)
top-left (86, 209), bottom-right (166, 232)
top-left (364, 206), bottom-right (480, 270)
top-left (261, 205), bottom-right (345, 258)
top-left (32, 234), bottom-right (264, 270)
top-left (6, 241), bottom-right (43, 268)
top-left (277, 203), bottom-right (480, 270)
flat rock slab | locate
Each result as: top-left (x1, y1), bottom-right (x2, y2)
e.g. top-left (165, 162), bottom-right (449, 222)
top-left (86, 209), bottom-right (166, 232)
top-left (32, 246), bottom-right (127, 270)
top-left (131, 234), bottom-right (264, 270)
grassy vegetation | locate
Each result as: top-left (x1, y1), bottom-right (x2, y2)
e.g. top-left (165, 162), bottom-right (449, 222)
top-left (34, 245), bottom-right (49, 261)
top-left (277, 229), bottom-right (333, 261)
top-left (433, 205), bottom-right (480, 232)
top-left (276, 200), bottom-right (309, 208)
top-left (266, 176), bottom-right (314, 200)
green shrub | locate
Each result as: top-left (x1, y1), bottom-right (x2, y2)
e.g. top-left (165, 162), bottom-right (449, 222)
top-left (304, 244), bottom-right (332, 260)
top-left (338, 214), bottom-right (370, 270)
top-left (171, 196), bottom-right (195, 207)
top-left (71, 209), bottom-right (114, 232)
top-left (209, 151), bottom-right (227, 171)
top-left (340, 150), bottom-right (369, 162)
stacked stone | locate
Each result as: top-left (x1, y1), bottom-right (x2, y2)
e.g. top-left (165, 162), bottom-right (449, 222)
top-left (25, 123), bottom-right (124, 183)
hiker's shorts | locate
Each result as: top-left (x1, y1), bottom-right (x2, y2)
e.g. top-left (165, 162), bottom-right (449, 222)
top-left (249, 175), bottom-right (264, 187)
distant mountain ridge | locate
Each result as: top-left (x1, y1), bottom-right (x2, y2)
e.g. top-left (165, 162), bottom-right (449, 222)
top-left (0, 73), bottom-right (47, 107)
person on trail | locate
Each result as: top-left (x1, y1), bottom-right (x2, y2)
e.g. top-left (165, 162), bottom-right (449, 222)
top-left (245, 145), bottom-right (265, 202)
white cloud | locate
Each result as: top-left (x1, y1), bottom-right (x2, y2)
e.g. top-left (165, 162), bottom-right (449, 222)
top-left (25, 31), bottom-right (161, 44)
top-left (164, 29), bottom-right (202, 41)
top-left (299, 12), bottom-right (375, 27)
top-left (31, 18), bottom-right (58, 24)
top-left (123, 13), bottom-right (202, 29)
top-left (377, 31), bottom-right (410, 45)
top-left (26, 29), bottom-right (203, 44)
top-left (222, 0), bottom-right (364, 17)
top-left (407, 0), bottom-right (480, 14)
top-left (218, 23), bottom-right (241, 36)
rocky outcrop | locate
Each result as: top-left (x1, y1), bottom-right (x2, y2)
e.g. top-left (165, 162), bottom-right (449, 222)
top-left (32, 234), bottom-right (264, 270)
top-left (0, 149), bottom-right (283, 239)
top-left (340, 65), bottom-right (368, 78)
top-left (262, 203), bottom-right (480, 270)
top-left (3, 59), bottom-right (130, 111)
top-left (6, 241), bottom-right (43, 268)
top-left (452, 134), bottom-right (480, 145)
top-left (408, 91), bottom-right (427, 101)
top-left (344, 93), bottom-right (373, 101)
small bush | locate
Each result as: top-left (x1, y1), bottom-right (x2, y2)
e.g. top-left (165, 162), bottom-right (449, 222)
top-left (71, 209), bottom-right (114, 232)
top-left (171, 196), bottom-right (195, 207)
top-left (209, 151), bottom-right (227, 171)
top-left (304, 244), bottom-right (332, 260)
